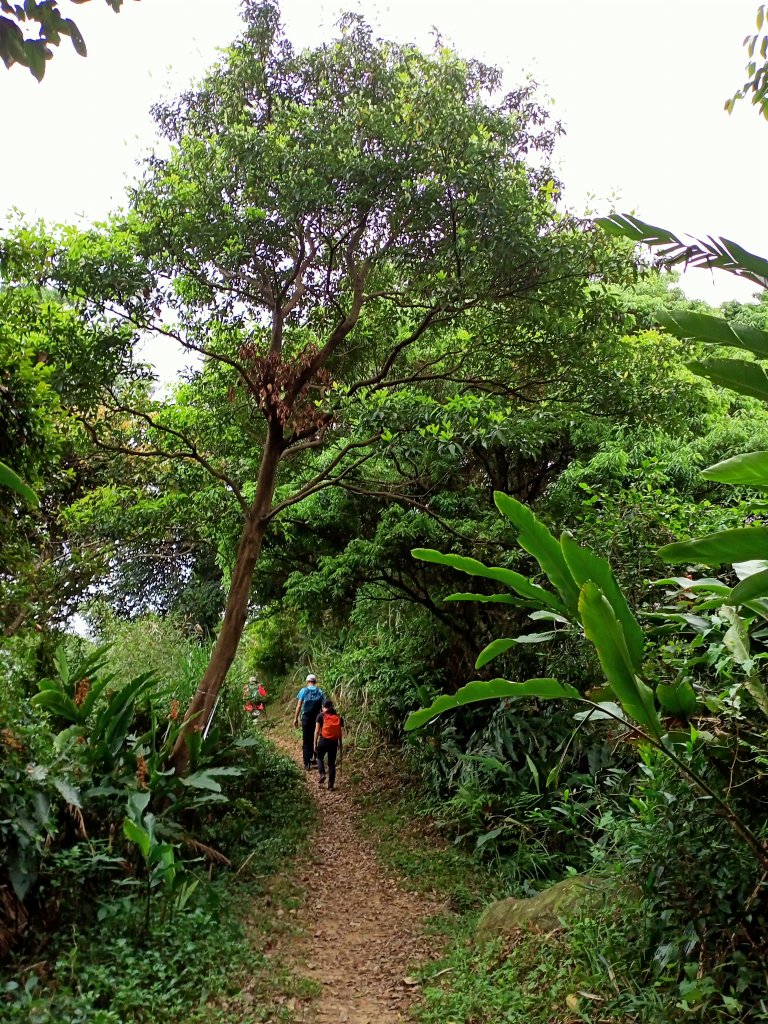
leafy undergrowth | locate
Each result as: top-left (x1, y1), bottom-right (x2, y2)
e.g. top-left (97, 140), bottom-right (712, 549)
top-left (347, 746), bottom-right (768, 1024)
top-left (1, 733), bottom-right (315, 1024)
top-left (414, 912), bottom-right (662, 1024)
top-left (199, 870), bottom-right (321, 1024)
top-left (412, 906), bottom-right (768, 1024)
top-left (347, 747), bottom-right (508, 914)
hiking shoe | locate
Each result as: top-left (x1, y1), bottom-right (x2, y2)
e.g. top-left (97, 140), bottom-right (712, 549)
top-left (304, 764), bottom-right (311, 771)
top-left (318, 775), bottom-right (326, 786)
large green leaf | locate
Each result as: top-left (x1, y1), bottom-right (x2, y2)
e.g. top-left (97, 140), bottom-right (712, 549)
top-left (475, 638), bottom-right (518, 669)
top-left (404, 677), bottom-right (579, 732)
top-left (733, 559), bottom-right (768, 580)
top-left (561, 533), bottom-right (644, 672)
top-left (91, 671), bottom-right (156, 745)
top-left (493, 493), bottom-right (580, 615)
top-left (180, 771), bottom-right (224, 792)
top-left (730, 568), bottom-right (768, 604)
top-left (702, 450), bottom-right (768, 489)
top-left (744, 677), bottom-right (768, 719)
top-left (657, 680), bottom-right (697, 717)
top-left (656, 310), bottom-right (768, 359)
top-left (508, 631), bottom-right (559, 644)
top-left (456, 753), bottom-right (514, 778)
top-left (412, 548), bottom-right (565, 613)
top-left (596, 214), bottom-right (768, 287)
top-left (474, 633), bottom-right (558, 669)
top-left (31, 689), bottom-right (80, 722)
top-left (123, 818), bottom-right (152, 860)
top-left (179, 767), bottom-right (241, 792)
top-left (642, 611), bottom-right (712, 631)
top-left (0, 460), bottom-right (39, 507)
top-left (579, 582), bottom-right (662, 739)
top-left (596, 214), bottom-right (685, 246)
top-left (529, 610), bottom-right (570, 625)
top-left (127, 790), bottom-right (151, 823)
top-left (52, 778), bottom-right (82, 809)
top-left (444, 592), bottom-right (535, 607)
top-left (654, 576), bottom-right (732, 595)
top-left (688, 358), bottom-right (768, 403)
top-left (659, 527), bottom-right (768, 565)
top-left (721, 606), bottom-right (751, 668)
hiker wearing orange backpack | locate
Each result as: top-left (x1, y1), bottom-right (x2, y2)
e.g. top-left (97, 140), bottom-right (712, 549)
top-left (313, 699), bottom-right (344, 791)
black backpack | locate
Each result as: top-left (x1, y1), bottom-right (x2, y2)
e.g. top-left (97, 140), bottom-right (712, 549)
top-left (301, 688), bottom-right (325, 721)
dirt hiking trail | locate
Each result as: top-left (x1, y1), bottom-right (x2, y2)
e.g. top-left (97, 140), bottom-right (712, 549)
top-left (263, 726), bottom-right (445, 1024)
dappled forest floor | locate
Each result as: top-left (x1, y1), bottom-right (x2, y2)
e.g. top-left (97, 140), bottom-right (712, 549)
top-left (214, 720), bottom-right (446, 1024)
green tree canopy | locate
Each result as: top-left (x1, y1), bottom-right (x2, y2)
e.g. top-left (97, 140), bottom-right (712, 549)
top-left (13, 1), bottom-right (639, 769)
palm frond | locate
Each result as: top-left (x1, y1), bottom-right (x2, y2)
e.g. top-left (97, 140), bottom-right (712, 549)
top-left (597, 213), bottom-right (768, 289)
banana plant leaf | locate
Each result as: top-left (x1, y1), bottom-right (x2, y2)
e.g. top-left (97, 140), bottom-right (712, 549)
top-left (179, 766), bottom-right (242, 793)
top-left (31, 689), bottom-right (80, 721)
top-left (529, 610), bottom-right (571, 624)
top-left (124, 818), bottom-right (152, 859)
top-left (595, 214), bottom-right (768, 287)
top-left (656, 310), bottom-right (768, 359)
top-left (702, 450), bottom-right (768, 488)
top-left (744, 677), bottom-right (768, 718)
top-left (731, 568), bottom-right (768, 604)
top-left (0, 460), bottom-right (39, 507)
top-left (688, 358), bottom-right (768, 403)
top-left (573, 701), bottom-right (627, 723)
top-left (659, 527), bottom-right (768, 565)
top-left (404, 677), bottom-right (579, 732)
top-left (561, 532), bottom-right (644, 672)
top-left (412, 547), bottom-right (566, 613)
top-left (733, 560), bottom-right (768, 580)
top-left (444, 592), bottom-right (537, 607)
top-left (654, 576), bottom-right (732, 595)
top-left (579, 582), bottom-right (662, 739)
top-left (493, 492), bottom-right (581, 615)
top-left (475, 633), bottom-right (559, 669)
top-left (721, 606), bottom-right (751, 668)
top-left (657, 680), bottom-right (698, 717)
top-left (642, 611), bottom-right (713, 631)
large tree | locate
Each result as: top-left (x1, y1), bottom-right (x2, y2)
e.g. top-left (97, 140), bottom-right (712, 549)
top-left (0, 238), bottom-right (137, 637)
top-left (26, 2), bottom-right (633, 770)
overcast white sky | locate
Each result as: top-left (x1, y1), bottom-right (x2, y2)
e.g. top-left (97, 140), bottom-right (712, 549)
top-left (1, 0), bottom-right (766, 312)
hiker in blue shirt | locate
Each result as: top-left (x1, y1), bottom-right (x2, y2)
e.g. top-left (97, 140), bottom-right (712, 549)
top-left (293, 673), bottom-right (326, 770)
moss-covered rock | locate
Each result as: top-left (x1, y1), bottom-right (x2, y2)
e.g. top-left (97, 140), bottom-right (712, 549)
top-left (476, 875), bottom-right (599, 938)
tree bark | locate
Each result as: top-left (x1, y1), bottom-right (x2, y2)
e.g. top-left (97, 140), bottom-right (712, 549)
top-left (170, 423), bottom-right (284, 775)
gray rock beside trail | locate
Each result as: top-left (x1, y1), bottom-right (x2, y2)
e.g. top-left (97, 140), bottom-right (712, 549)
top-left (476, 875), bottom-right (599, 938)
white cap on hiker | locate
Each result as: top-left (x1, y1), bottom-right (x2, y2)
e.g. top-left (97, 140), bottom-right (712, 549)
top-left (306, 673), bottom-right (317, 683)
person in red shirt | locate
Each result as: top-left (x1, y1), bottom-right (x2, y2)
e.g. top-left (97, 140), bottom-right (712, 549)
top-left (244, 677), bottom-right (268, 718)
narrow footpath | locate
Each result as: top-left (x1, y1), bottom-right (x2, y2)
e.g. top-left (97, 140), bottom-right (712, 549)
top-left (264, 726), bottom-right (444, 1024)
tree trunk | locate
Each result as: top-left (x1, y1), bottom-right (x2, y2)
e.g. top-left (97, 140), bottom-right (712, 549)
top-left (170, 425), bottom-right (283, 775)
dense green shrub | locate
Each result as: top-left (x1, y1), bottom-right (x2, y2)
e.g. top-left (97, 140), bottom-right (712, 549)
top-left (0, 622), bottom-right (298, 962)
top-left (1, 682), bottom-right (312, 1022)
top-left (604, 751), bottom-right (768, 1016)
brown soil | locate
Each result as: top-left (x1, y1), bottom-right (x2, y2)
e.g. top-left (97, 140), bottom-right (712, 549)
top-left (259, 728), bottom-right (445, 1024)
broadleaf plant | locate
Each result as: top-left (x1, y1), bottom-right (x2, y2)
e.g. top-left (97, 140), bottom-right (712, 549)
top-left (407, 491), bottom-right (768, 870)
top-left (596, 214), bottom-right (768, 616)
top-left (0, 459), bottom-right (39, 506)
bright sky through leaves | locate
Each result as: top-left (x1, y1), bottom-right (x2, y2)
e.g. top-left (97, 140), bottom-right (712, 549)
top-left (1, 0), bottom-right (765, 311)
